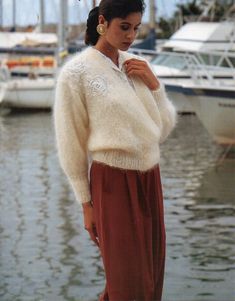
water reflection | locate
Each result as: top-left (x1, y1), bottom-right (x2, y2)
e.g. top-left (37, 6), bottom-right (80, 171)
top-left (0, 113), bottom-right (234, 301)
top-left (160, 116), bottom-right (235, 301)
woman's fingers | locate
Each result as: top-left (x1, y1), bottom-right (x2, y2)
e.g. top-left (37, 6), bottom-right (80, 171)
top-left (86, 223), bottom-right (99, 247)
top-left (125, 59), bottom-right (145, 70)
top-left (82, 204), bottom-right (100, 247)
top-left (124, 58), bottom-right (159, 90)
top-left (89, 225), bottom-right (99, 247)
top-left (125, 60), bottom-right (149, 78)
top-left (126, 66), bottom-right (143, 74)
top-left (125, 58), bottom-right (146, 66)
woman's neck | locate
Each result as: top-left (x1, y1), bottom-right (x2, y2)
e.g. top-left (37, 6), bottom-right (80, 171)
top-left (94, 41), bottom-right (119, 67)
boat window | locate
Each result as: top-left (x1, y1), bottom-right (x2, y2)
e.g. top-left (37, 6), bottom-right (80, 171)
top-left (151, 54), bottom-right (169, 65)
top-left (199, 54), bottom-right (210, 65)
top-left (199, 54), bottom-right (232, 67)
top-left (199, 54), bottom-right (220, 65)
top-left (220, 59), bottom-right (230, 67)
top-left (229, 57), bottom-right (235, 67)
top-left (151, 54), bottom-right (186, 70)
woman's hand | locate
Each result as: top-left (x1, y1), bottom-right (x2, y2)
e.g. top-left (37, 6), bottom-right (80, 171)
top-left (82, 201), bottom-right (99, 247)
top-left (124, 58), bottom-right (160, 91)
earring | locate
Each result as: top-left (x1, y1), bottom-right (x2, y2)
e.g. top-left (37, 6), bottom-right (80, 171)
top-left (96, 24), bottom-right (106, 35)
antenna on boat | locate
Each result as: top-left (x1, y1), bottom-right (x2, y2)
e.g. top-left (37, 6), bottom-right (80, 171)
top-left (0, 0), bottom-right (2, 28)
top-left (149, 0), bottom-right (157, 31)
top-left (12, 0), bottom-right (16, 31)
top-left (92, 0), bottom-right (96, 8)
top-left (39, 0), bottom-right (45, 32)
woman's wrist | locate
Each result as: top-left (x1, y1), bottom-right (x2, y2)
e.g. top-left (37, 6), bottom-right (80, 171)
top-left (150, 79), bottom-right (160, 91)
top-left (82, 201), bottom-right (93, 210)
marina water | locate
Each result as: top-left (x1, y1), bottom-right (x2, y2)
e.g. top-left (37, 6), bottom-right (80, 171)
top-left (0, 111), bottom-right (234, 301)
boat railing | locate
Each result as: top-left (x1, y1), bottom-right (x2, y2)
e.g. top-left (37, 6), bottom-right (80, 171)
top-left (128, 48), bottom-right (158, 56)
top-left (183, 52), bottom-right (215, 84)
top-left (130, 47), bottom-right (235, 86)
top-left (181, 50), bottom-right (235, 85)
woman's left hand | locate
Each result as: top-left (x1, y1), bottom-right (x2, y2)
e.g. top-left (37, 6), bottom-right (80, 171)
top-left (124, 58), bottom-right (160, 91)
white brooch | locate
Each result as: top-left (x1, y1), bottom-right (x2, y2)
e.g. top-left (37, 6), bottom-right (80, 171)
top-left (88, 75), bottom-right (108, 96)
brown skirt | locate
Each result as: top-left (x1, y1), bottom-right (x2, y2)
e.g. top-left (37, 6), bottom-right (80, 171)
top-left (90, 161), bottom-right (166, 301)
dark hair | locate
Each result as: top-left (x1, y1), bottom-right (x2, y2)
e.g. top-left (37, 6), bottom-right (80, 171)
top-left (85, 0), bottom-right (146, 46)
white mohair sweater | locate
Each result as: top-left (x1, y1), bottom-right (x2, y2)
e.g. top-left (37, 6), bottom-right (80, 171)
top-left (54, 47), bottom-right (176, 204)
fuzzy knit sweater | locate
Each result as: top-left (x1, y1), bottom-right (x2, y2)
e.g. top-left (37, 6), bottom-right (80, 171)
top-left (54, 47), bottom-right (176, 204)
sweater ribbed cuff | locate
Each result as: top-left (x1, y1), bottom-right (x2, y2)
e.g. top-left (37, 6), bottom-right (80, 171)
top-left (151, 83), bottom-right (166, 103)
top-left (69, 176), bottom-right (91, 204)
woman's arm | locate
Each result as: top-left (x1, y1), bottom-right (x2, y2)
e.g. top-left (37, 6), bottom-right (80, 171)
top-left (54, 69), bottom-right (90, 204)
top-left (124, 58), bottom-right (177, 143)
top-left (54, 69), bottom-right (99, 246)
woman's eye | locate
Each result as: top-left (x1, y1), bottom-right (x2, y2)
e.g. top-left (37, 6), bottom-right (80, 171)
top-left (120, 25), bottom-right (130, 31)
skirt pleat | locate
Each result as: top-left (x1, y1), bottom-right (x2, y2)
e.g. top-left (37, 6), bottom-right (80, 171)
top-left (90, 161), bottom-right (166, 301)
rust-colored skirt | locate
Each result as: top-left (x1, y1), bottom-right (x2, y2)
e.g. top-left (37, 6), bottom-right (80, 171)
top-left (90, 161), bottom-right (166, 301)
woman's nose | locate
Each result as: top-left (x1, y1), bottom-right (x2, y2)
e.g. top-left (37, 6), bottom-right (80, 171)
top-left (126, 30), bottom-right (136, 40)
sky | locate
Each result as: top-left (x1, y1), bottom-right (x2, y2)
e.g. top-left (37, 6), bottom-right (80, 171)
top-left (1, 0), bottom-right (189, 26)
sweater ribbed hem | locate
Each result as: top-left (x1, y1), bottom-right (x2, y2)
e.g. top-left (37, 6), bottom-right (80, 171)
top-left (92, 150), bottom-right (160, 172)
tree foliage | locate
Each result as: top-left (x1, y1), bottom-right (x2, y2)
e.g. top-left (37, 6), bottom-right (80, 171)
top-left (157, 0), bottom-right (234, 38)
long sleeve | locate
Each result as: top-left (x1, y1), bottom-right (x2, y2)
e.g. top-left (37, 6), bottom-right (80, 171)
top-left (140, 58), bottom-right (177, 143)
top-left (152, 82), bottom-right (177, 143)
top-left (53, 70), bottom-right (90, 204)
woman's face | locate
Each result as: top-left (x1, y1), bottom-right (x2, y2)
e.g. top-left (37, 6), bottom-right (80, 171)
top-left (100, 12), bottom-right (142, 51)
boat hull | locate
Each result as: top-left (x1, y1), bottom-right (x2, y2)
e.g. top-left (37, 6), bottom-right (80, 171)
top-left (1, 78), bottom-right (55, 109)
top-left (166, 87), bottom-right (194, 113)
top-left (190, 95), bottom-right (235, 145)
top-left (166, 84), bottom-right (235, 145)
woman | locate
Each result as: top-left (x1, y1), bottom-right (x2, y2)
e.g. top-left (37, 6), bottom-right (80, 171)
top-left (54, 0), bottom-right (176, 300)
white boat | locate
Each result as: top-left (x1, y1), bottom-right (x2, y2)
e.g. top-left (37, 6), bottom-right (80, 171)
top-left (0, 31), bottom-right (57, 109)
top-left (160, 49), bottom-right (235, 146)
top-left (0, 54), bottom-right (56, 109)
top-left (149, 21), bottom-right (235, 112)
top-left (159, 21), bottom-right (235, 53)
top-left (0, 77), bottom-right (55, 109)
top-left (167, 81), bottom-right (235, 145)
top-left (0, 0), bottom-right (67, 110)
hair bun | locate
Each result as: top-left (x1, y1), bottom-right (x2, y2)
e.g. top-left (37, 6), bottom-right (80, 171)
top-left (89, 6), bottom-right (99, 18)
top-left (85, 6), bottom-right (100, 46)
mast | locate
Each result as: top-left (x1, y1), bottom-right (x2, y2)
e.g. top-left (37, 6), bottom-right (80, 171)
top-left (39, 0), bottom-right (45, 32)
top-left (12, 0), bottom-right (16, 29)
top-left (149, 0), bottom-right (157, 49)
top-left (0, 0), bottom-right (3, 28)
top-left (93, 0), bottom-right (96, 8)
top-left (149, 0), bottom-right (156, 30)
top-left (57, 0), bottom-right (68, 66)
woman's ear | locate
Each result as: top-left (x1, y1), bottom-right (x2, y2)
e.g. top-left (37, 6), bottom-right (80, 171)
top-left (98, 15), bottom-right (106, 25)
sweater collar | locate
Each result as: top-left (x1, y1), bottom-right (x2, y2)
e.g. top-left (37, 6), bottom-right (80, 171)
top-left (90, 47), bottom-right (127, 73)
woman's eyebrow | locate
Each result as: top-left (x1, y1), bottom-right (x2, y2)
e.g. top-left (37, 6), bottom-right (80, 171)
top-left (120, 22), bottom-right (141, 26)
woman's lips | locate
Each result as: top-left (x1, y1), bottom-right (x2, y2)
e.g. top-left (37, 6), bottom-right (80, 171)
top-left (123, 42), bottom-right (132, 47)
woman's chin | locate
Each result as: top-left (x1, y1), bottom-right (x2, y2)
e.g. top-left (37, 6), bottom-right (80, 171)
top-left (119, 44), bottom-right (132, 51)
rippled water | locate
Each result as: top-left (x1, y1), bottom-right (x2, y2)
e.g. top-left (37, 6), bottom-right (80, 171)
top-left (0, 112), bottom-right (234, 301)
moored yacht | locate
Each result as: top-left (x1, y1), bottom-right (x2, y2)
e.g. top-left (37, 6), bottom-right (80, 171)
top-left (150, 21), bottom-right (235, 112)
